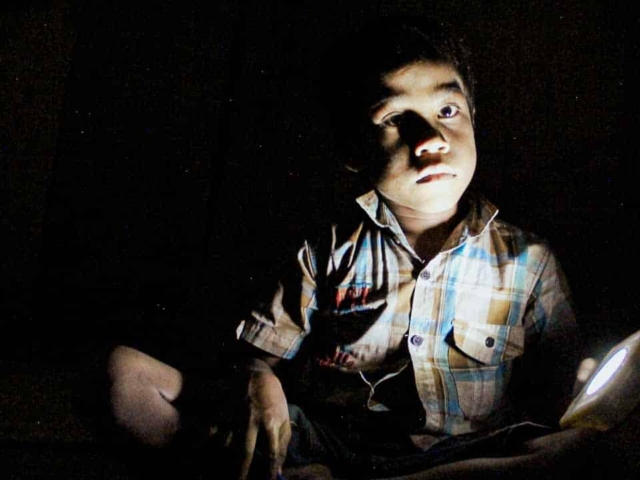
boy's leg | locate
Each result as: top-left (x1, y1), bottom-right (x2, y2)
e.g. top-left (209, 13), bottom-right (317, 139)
top-left (107, 345), bottom-right (184, 446)
top-left (104, 344), bottom-right (243, 479)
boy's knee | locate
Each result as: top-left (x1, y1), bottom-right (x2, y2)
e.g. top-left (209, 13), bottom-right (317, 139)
top-left (107, 345), bottom-right (171, 394)
top-left (105, 346), bottom-right (183, 446)
top-left (107, 345), bottom-right (145, 382)
top-left (106, 346), bottom-right (159, 420)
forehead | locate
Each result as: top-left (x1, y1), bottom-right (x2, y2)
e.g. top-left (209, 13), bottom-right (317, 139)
top-left (368, 61), bottom-right (466, 107)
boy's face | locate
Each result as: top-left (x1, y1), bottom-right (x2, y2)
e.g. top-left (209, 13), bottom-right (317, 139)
top-left (366, 61), bottom-right (476, 214)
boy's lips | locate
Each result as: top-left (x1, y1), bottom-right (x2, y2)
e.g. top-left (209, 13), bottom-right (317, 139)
top-left (416, 165), bottom-right (456, 184)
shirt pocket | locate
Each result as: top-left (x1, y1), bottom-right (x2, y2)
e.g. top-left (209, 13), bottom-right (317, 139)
top-left (448, 321), bottom-right (525, 420)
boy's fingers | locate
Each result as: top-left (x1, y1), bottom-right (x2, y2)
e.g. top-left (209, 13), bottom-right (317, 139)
top-left (265, 426), bottom-right (281, 480)
top-left (265, 421), bottom-right (291, 480)
top-left (280, 420), bottom-right (292, 472)
top-left (236, 422), bottom-right (259, 480)
top-left (208, 424), bottom-right (234, 448)
top-left (281, 419), bottom-right (292, 457)
top-left (573, 357), bottom-right (598, 396)
top-left (577, 358), bottom-right (598, 383)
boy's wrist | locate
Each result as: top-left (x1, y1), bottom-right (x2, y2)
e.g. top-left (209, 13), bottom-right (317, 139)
top-left (230, 354), bottom-right (280, 376)
top-left (243, 357), bottom-right (276, 373)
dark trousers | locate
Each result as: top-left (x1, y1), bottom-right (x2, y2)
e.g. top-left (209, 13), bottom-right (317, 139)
top-left (283, 404), bottom-right (554, 479)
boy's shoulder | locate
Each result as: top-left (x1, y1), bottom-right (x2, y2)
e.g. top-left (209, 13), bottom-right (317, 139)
top-left (482, 201), bottom-right (557, 268)
top-left (490, 211), bottom-right (547, 244)
top-left (298, 190), bottom-right (556, 265)
top-left (297, 189), bottom-right (375, 239)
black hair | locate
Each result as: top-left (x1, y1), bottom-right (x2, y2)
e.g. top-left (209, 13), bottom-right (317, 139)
top-left (318, 16), bottom-right (475, 163)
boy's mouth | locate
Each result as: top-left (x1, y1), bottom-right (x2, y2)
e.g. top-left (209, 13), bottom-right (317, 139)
top-left (416, 165), bottom-right (456, 184)
top-left (417, 173), bottom-right (456, 183)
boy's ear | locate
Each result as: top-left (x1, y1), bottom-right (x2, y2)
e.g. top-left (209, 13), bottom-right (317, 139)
top-left (344, 156), bottom-right (366, 173)
top-left (342, 122), bottom-right (381, 173)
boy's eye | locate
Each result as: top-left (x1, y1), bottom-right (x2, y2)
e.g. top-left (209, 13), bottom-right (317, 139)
top-left (438, 105), bottom-right (459, 119)
top-left (380, 113), bottom-right (405, 128)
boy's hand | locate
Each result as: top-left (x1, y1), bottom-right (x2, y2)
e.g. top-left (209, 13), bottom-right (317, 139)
top-left (572, 357), bottom-right (598, 397)
top-left (234, 358), bottom-right (291, 480)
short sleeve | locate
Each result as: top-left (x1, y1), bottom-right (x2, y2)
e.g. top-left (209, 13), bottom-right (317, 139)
top-left (236, 240), bottom-right (319, 360)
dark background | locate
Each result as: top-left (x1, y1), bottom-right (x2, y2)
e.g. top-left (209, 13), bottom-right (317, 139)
top-left (0, 2), bottom-right (638, 477)
top-left (1, 0), bottom-right (637, 369)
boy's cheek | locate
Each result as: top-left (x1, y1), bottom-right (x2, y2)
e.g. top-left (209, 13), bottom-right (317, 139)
top-left (377, 131), bottom-right (404, 154)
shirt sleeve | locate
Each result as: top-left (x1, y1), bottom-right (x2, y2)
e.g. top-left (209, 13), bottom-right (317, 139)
top-left (236, 239), bottom-right (319, 360)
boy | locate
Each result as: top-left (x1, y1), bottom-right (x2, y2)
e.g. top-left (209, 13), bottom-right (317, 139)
top-left (107, 17), bottom-right (593, 480)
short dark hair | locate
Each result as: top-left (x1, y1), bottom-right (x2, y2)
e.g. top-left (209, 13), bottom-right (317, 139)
top-left (319, 16), bottom-right (475, 156)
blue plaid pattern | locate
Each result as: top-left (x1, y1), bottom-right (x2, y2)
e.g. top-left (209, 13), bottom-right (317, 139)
top-left (238, 191), bottom-right (576, 435)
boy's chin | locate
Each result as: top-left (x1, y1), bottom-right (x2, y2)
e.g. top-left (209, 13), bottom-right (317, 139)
top-left (417, 202), bottom-right (459, 216)
top-left (410, 193), bottom-right (463, 215)
top-left (377, 184), bottom-right (465, 215)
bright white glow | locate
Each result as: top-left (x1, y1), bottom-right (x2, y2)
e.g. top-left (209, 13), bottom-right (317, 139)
top-left (586, 348), bottom-right (628, 396)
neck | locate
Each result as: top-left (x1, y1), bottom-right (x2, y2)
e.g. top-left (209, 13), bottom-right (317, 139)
top-left (379, 193), bottom-right (461, 261)
top-left (379, 194), bottom-right (458, 235)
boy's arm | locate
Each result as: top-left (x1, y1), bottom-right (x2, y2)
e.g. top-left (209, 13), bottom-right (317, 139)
top-left (231, 342), bottom-right (290, 480)
top-left (230, 235), bottom-right (321, 479)
top-left (379, 427), bottom-right (601, 480)
top-left (510, 248), bottom-right (583, 425)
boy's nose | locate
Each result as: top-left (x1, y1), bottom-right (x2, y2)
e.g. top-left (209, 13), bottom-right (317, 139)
top-left (414, 132), bottom-right (450, 157)
top-left (397, 111), bottom-right (450, 157)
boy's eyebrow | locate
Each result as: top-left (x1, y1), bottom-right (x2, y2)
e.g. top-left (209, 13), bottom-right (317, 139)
top-left (369, 79), bottom-right (466, 112)
top-left (434, 80), bottom-right (465, 95)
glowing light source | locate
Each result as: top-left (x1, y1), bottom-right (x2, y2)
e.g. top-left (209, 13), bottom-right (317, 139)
top-left (586, 348), bottom-right (627, 396)
top-left (560, 330), bottom-right (640, 431)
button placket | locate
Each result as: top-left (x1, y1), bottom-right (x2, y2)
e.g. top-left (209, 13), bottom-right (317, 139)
top-left (408, 257), bottom-right (440, 431)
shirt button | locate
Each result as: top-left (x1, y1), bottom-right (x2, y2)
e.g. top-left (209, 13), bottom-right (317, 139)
top-left (410, 335), bottom-right (424, 347)
top-left (419, 271), bottom-right (431, 280)
top-left (485, 337), bottom-right (495, 348)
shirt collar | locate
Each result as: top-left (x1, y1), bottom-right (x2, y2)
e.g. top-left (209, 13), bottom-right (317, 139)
top-left (355, 189), bottom-right (499, 249)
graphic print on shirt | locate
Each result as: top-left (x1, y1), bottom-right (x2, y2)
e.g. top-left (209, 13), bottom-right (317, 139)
top-left (334, 283), bottom-right (372, 312)
top-left (316, 345), bottom-right (357, 369)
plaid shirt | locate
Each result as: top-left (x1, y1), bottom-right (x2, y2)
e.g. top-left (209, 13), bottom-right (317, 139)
top-left (238, 190), bottom-right (577, 436)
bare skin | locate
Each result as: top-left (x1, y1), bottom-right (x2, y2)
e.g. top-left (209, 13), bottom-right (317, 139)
top-left (107, 345), bottom-right (183, 447)
top-left (106, 344), bottom-right (290, 480)
top-left (234, 356), bottom-right (291, 480)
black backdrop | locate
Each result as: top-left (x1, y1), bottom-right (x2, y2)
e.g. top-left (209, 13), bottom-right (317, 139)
top-left (1, 0), bottom-right (637, 366)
